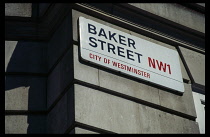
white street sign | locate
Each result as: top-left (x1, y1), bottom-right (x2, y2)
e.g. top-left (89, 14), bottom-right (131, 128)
top-left (79, 17), bottom-right (184, 93)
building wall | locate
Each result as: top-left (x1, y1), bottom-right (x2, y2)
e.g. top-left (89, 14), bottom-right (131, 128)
top-left (128, 3), bottom-right (205, 33)
top-left (5, 3), bottom-right (205, 134)
top-left (192, 92), bottom-right (205, 133)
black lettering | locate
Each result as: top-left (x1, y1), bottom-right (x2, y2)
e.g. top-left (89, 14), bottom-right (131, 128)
top-left (98, 39), bottom-right (106, 50)
top-left (117, 46), bottom-right (125, 58)
top-left (128, 38), bottom-right (136, 49)
top-left (108, 31), bottom-right (118, 43)
top-left (135, 52), bottom-right (143, 63)
top-left (98, 28), bottom-right (107, 39)
top-left (107, 43), bottom-right (116, 54)
top-left (127, 49), bottom-right (134, 61)
top-left (89, 37), bottom-right (97, 47)
top-left (119, 35), bottom-right (126, 46)
top-left (88, 24), bottom-right (97, 35)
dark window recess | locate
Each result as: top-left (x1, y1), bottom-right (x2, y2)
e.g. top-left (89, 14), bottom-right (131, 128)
top-left (86, 3), bottom-right (205, 50)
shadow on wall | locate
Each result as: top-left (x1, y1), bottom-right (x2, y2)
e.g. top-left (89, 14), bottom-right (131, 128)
top-left (5, 41), bottom-right (47, 134)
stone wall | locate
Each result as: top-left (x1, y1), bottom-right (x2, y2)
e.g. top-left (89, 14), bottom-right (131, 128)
top-left (5, 3), bottom-right (204, 134)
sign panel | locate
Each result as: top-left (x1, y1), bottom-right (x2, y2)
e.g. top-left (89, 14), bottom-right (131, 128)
top-left (79, 17), bottom-right (184, 93)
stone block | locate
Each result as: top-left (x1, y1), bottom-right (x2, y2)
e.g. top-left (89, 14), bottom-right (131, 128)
top-left (47, 86), bottom-right (74, 134)
top-left (159, 111), bottom-right (178, 133)
top-left (5, 41), bottom-right (16, 72)
top-left (5, 86), bottom-right (28, 111)
top-left (5, 3), bottom-right (32, 17)
top-left (128, 3), bottom-right (205, 33)
top-left (139, 104), bottom-right (197, 133)
top-left (5, 76), bottom-right (46, 111)
top-left (5, 41), bottom-right (47, 73)
top-left (47, 13), bottom-right (72, 70)
top-left (69, 127), bottom-right (99, 134)
top-left (99, 70), bottom-right (160, 105)
top-left (158, 111), bottom-right (197, 133)
top-left (138, 105), bottom-right (161, 133)
top-left (74, 84), bottom-right (141, 133)
top-left (73, 45), bottom-right (99, 85)
top-left (74, 84), bottom-right (199, 133)
top-left (47, 48), bottom-right (73, 108)
top-left (179, 46), bottom-right (205, 86)
top-left (5, 115), bottom-right (28, 134)
top-left (185, 120), bottom-right (200, 133)
top-left (139, 102), bottom-right (199, 133)
top-left (47, 92), bottom-right (68, 134)
top-left (5, 115), bottom-right (46, 134)
top-left (159, 83), bottom-right (197, 118)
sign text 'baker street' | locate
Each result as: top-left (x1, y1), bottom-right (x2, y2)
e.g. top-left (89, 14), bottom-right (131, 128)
top-left (79, 17), bottom-right (184, 93)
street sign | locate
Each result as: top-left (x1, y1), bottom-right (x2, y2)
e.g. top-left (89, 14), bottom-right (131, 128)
top-left (79, 17), bottom-right (184, 93)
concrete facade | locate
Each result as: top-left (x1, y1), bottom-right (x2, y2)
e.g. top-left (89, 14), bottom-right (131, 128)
top-left (128, 3), bottom-right (205, 33)
top-left (5, 3), bottom-right (32, 17)
top-left (192, 92), bottom-right (205, 133)
top-left (5, 3), bottom-right (205, 134)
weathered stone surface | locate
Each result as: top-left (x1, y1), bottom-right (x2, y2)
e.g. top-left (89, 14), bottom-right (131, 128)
top-left (99, 70), bottom-right (160, 105)
top-left (138, 105), bottom-right (161, 133)
top-left (47, 13), bottom-right (72, 70)
top-left (5, 76), bottom-right (46, 111)
top-left (185, 120), bottom-right (200, 133)
top-left (73, 45), bottom-right (99, 85)
top-left (47, 92), bottom-right (68, 134)
top-left (47, 86), bottom-right (74, 134)
top-left (159, 83), bottom-right (197, 118)
top-left (5, 86), bottom-right (29, 111)
top-left (69, 127), bottom-right (99, 134)
top-left (98, 64), bottom-right (195, 117)
top-left (5, 115), bottom-right (46, 134)
top-left (74, 84), bottom-right (141, 133)
top-left (179, 46), bottom-right (205, 86)
top-left (5, 41), bottom-right (16, 72)
top-left (128, 3), bottom-right (205, 33)
top-left (159, 111), bottom-right (180, 133)
top-left (5, 41), bottom-right (47, 73)
top-left (74, 84), bottom-right (199, 133)
top-left (47, 48), bottom-right (73, 109)
top-left (158, 111), bottom-right (199, 133)
top-left (5, 3), bottom-right (32, 17)
top-left (5, 115), bottom-right (28, 134)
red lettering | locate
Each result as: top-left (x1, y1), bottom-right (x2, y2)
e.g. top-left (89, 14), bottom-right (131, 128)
top-left (148, 57), bottom-right (156, 69)
top-left (147, 73), bottom-right (150, 78)
top-left (112, 61), bottom-right (117, 67)
top-left (167, 64), bottom-right (171, 74)
top-left (117, 63), bottom-right (121, 68)
top-left (156, 60), bottom-right (167, 72)
top-left (89, 53), bottom-right (93, 59)
top-left (148, 57), bottom-right (171, 74)
top-left (111, 60), bottom-right (150, 78)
